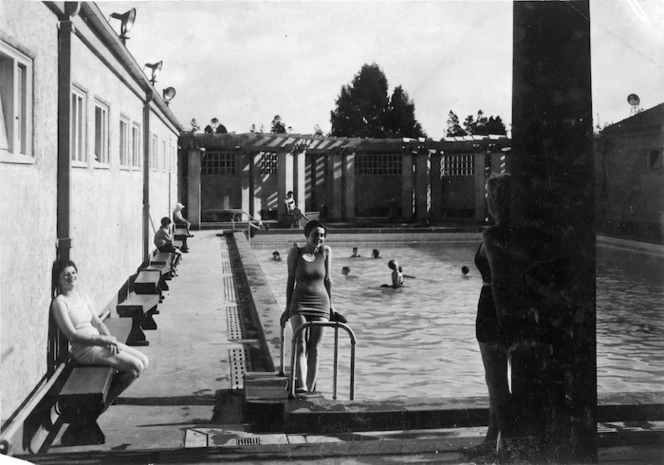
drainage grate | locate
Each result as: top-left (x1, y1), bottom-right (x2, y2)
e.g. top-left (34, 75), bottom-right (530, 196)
top-left (226, 306), bottom-right (246, 340)
top-left (220, 249), bottom-right (229, 260)
top-left (221, 260), bottom-right (232, 275)
top-left (229, 347), bottom-right (252, 389)
top-left (236, 437), bottom-right (261, 446)
top-left (223, 276), bottom-right (237, 302)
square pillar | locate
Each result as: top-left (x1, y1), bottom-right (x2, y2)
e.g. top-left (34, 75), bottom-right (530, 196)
top-left (430, 152), bottom-right (442, 219)
top-left (415, 153), bottom-right (430, 219)
top-left (473, 153), bottom-right (486, 221)
top-left (511, 1), bottom-right (595, 461)
top-left (328, 153), bottom-right (343, 219)
top-left (240, 152), bottom-right (251, 217)
top-left (187, 149), bottom-right (201, 228)
top-left (344, 153), bottom-right (355, 219)
top-left (277, 151), bottom-right (293, 222)
top-left (401, 153), bottom-right (413, 219)
top-left (294, 149), bottom-right (306, 214)
top-left (251, 153), bottom-right (263, 219)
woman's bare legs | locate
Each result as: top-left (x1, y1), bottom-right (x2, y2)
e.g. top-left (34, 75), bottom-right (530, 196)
top-left (99, 344), bottom-right (149, 407)
top-left (289, 315), bottom-right (326, 392)
top-left (305, 318), bottom-right (326, 391)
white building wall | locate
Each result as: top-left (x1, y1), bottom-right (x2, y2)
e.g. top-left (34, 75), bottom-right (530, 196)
top-left (0, 0), bottom-right (60, 423)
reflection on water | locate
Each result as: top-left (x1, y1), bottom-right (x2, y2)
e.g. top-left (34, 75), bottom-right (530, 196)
top-left (257, 242), bottom-right (664, 400)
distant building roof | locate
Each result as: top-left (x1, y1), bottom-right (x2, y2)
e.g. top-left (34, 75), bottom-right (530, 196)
top-left (601, 103), bottom-right (664, 136)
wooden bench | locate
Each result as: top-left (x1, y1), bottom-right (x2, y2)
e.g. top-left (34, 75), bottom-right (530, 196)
top-left (134, 268), bottom-right (164, 302)
top-left (116, 293), bottom-right (159, 346)
top-left (57, 318), bottom-right (132, 446)
top-left (150, 251), bottom-right (173, 266)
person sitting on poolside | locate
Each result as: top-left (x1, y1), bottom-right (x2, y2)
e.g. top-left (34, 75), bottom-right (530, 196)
top-left (372, 249), bottom-right (380, 258)
top-left (154, 217), bottom-right (182, 276)
top-left (341, 266), bottom-right (358, 279)
top-left (272, 251), bottom-right (282, 261)
top-left (350, 247), bottom-right (361, 258)
top-left (380, 260), bottom-right (404, 288)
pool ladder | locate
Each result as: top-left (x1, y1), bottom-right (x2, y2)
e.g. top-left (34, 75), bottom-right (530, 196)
top-left (280, 322), bottom-right (357, 400)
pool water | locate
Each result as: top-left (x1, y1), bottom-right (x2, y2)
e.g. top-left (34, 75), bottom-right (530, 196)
top-left (256, 241), bottom-right (664, 400)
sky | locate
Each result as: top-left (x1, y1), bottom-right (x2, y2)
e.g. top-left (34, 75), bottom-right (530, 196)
top-left (98, 0), bottom-right (664, 140)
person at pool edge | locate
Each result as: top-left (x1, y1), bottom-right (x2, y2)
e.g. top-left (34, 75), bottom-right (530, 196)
top-left (154, 217), bottom-right (182, 276)
top-left (51, 259), bottom-right (149, 410)
top-left (281, 220), bottom-right (332, 395)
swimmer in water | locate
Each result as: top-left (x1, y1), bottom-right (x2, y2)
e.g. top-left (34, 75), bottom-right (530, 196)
top-left (273, 251), bottom-right (282, 261)
top-left (341, 266), bottom-right (358, 279)
top-left (350, 247), bottom-right (361, 258)
top-left (372, 249), bottom-right (380, 258)
top-left (380, 260), bottom-right (404, 288)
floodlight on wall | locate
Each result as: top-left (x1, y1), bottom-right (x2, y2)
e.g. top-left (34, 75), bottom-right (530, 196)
top-left (163, 87), bottom-right (176, 105)
top-left (110, 8), bottom-right (136, 45)
top-left (144, 61), bottom-right (163, 85)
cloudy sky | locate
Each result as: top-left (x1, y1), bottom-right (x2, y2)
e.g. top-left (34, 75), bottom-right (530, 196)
top-left (98, 0), bottom-right (664, 139)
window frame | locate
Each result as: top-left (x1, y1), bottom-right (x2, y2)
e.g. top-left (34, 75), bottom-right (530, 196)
top-left (70, 86), bottom-right (87, 167)
top-left (151, 133), bottom-right (158, 171)
top-left (119, 116), bottom-right (130, 169)
top-left (93, 98), bottom-right (109, 167)
top-left (0, 41), bottom-right (33, 164)
top-left (131, 123), bottom-right (141, 169)
top-left (644, 148), bottom-right (663, 172)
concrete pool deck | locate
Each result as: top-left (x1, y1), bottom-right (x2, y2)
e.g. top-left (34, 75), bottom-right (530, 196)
top-left (19, 228), bottom-right (664, 464)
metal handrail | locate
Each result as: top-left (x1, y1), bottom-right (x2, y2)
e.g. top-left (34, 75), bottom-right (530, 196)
top-left (229, 210), bottom-right (263, 241)
top-left (283, 321), bottom-right (356, 400)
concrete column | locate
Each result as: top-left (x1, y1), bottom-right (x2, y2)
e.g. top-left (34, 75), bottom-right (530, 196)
top-left (511, 1), bottom-right (595, 461)
top-left (430, 152), bottom-right (442, 219)
top-left (294, 149), bottom-right (306, 213)
top-left (240, 152), bottom-right (251, 218)
top-left (328, 153), bottom-right (343, 219)
top-left (277, 151), bottom-right (293, 223)
top-left (401, 153), bottom-right (413, 219)
top-left (344, 153), bottom-right (355, 219)
top-left (473, 153), bottom-right (486, 221)
top-left (415, 153), bottom-right (430, 219)
top-left (251, 153), bottom-right (263, 219)
top-left (187, 149), bottom-right (201, 228)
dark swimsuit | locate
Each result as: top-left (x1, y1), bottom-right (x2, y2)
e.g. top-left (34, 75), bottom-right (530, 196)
top-left (290, 248), bottom-right (330, 319)
top-left (475, 243), bottom-right (500, 344)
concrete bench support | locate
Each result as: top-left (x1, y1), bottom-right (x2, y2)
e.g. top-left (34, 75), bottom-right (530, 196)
top-left (116, 293), bottom-right (159, 346)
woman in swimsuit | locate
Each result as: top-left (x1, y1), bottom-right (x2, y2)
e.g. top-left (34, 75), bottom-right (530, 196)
top-left (50, 259), bottom-right (149, 409)
top-left (280, 220), bottom-right (332, 394)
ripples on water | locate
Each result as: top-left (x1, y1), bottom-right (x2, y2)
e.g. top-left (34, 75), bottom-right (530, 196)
top-left (257, 242), bottom-right (664, 400)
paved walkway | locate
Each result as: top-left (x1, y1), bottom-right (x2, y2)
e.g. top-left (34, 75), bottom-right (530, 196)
top-left (20, 229), bottom-right (664, 464)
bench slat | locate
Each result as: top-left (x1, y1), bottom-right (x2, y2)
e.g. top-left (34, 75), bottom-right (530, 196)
top-left (60, 367), bottom-right (114, 397)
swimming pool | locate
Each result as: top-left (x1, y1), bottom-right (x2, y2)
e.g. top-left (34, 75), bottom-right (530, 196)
top-left (255, 239), bottom-right (664, 400)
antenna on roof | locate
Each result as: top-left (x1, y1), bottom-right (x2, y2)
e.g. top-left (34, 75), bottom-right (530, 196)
top-left (628, 93), bottom-right (642, 116)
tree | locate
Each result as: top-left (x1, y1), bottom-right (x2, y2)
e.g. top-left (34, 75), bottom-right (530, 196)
top-left (271, 115), bottom-right (287, 134)
top-left (446, 111), bottom-right (466, 137)
top-left (188, 118), bottom-right (200, 134)
top-left (447, 110), bottom-right (506, 136)
top-left (330, 63), bottom-right (425, 138)
top-left (385, 86), bottom-right (427, 138)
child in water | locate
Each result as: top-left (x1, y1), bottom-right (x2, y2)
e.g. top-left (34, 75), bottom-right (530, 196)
top-left (372, 249), bottom-right (380, 258)
top-left (381, 259), bottom-right (404, 288)
top-left (350, 247), bottom-right (361, 258)
top-left (341, 266), bottom-right (358, 279)
top-left (272, 251), bottom-right (282, 261)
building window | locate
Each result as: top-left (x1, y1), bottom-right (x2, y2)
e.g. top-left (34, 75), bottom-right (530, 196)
top-left (261, 152), bottom-right (278, 174)
top-left (131, 123), bottom-right (141, 167)
top-left (151, 134), bottom-right (158, 170)
top-left (441, 154), bottom-right (474, 176)
top-left (645, 149), bottom-right (663, 171)
top-left (355, 154), bottom-right (402, 175)
top-left (93, 100), bottom-right (109, 165)
top-left (119, 118), bottom-right (130, 167)
top-left (162, 140), bottom-right (166, 172)
top-left (70, 87), bottom-right (86, 163)
top-left (202, 151), bottom-right (236, 175)
top-left (0, 41), bottom-right (33, 161)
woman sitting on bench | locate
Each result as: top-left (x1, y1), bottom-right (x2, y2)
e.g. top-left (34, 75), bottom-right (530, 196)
top-left (51, 259), bottom-right (149, 409)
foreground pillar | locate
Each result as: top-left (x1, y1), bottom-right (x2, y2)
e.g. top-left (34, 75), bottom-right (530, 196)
top-left (511, 1), bottom-right (596, 461)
